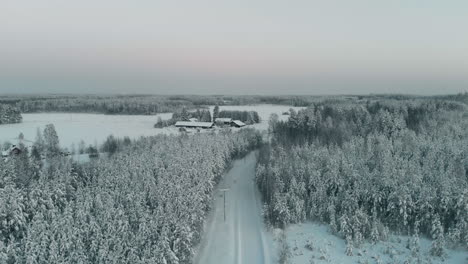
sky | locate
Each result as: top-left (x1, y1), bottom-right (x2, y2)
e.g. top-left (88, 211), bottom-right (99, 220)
top-left (1, 0), bottom-right (467, 95)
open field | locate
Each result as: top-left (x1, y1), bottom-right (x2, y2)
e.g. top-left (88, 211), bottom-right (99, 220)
top-left (0, 113), bottom-right (174, 148)
top-left (0, 105), bottom-right (303, 148)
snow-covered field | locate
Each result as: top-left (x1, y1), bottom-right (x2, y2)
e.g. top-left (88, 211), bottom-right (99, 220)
top-left (0, 105), bottom-right (303, 148)
top-left (209, 104), bottom-right (306, 130)
top-left (275, 222), bottom-right (467, 264)
top-left (0, 113), bottom-right (175, 148)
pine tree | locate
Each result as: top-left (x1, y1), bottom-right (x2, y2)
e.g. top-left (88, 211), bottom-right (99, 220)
top-left (43, 124), bottom-right (60, 158)
top-left (0, 181), bottom-right (27, 244)
top-left (0, 104), bottom-right (22, 124)
top-left (430, 215), bottom-right (445, 257)
top-left (409, 233), bottom-right (420, 258)
top-left (328, 202), bottom-right (337, 234)
top-left (345, 235), bottom-right (354, 256)
top-left (201, 110), bottom-right (212, 122)
top-left (180, 107), bottom-right (189, 121)
top-left (33, 128), bottom-right (44, 156)
top-left (155, 116), bottom-right (164, 128)
top-left (172, 225), bottom-right (193, 263)
top-left (370, 209), bottom-right (380, 244)
top-left (213, 105), bottom-right (219, 122)
top-left (269, 113), bottom-right (279, 134)
top-left (78, 140), bottom-right (86, 154)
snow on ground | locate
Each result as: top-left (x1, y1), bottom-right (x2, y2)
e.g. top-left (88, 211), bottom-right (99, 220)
top-left (194, 151), bottom-right (274, 264)
top-left (209, 105), bottom-right (306, 130)
top-left (274, 222), bottom-right (468, 264)
top-left (0, 113), bottom-right (175, 148)
top-left (0, 105), bottom-right (303, 148)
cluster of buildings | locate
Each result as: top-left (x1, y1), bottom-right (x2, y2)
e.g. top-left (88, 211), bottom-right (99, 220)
top-left (175, 117), bottom-right (246, 129)
top-left (2, 143), bottom-right (71, 160)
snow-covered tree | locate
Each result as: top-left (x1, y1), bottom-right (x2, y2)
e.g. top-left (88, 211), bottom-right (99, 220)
top-left (0, 104), bottom-right (22, 124)
top-left (0, 127), bottom-right (262, 262)
top-left (43, 124), bottom-right (60, 158)
top-left (430, 215), bottom-right (445, 257)
top-left (213, 105), bottom-right (219, 122)
top-left (256, 98), bottom-right (468, 252)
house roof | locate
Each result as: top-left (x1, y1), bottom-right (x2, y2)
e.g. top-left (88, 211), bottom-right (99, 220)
top-left (215, 118), bottom-right (233, 122)
top-left (232, 120), bottom-right (246, 127)
top-left (10, 145), bottom-right (21, 150)
top-left (175, 121), bottom-right (213, 128)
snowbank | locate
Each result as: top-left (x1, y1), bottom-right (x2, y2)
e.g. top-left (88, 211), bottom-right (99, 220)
top-left (274, 222), bottom-right (467, 264)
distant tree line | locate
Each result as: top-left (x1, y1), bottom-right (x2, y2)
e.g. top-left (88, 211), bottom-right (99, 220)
top-left (0, 104), bottom-right (22, 124)
top-left (4, 94), bottom-right (311, 115)
top-left (257, 99), bottom-right (468, 258)
top-left (3, 93), bottom-right (467, 116)
top-left (154, 108), bottom-right (212, 128)
top-left (218, 110), bottom-right (260, 124)
top-left (431, 92), bottom-right (468, 105)
top-left (14, 95), bottom-right (192, 115)
top-left (1, 94), bottom-right (321, 116)
top-left (154, 117), bottom-right (177, 128)
top-left (99, 135), bottom-right (132, 156)
top-left (172, 108), bottom-right (212, 122)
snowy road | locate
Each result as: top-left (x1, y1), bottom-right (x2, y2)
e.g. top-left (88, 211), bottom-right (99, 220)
top-left (194, 151), bottom-right (273, 264)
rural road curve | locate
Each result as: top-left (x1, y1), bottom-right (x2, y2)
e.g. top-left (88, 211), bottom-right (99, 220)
top-left (194, 151), bottom-right (273, 264)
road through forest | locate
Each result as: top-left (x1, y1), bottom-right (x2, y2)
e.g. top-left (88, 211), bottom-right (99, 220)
top-left (194, 151), bottom-right (273, 264)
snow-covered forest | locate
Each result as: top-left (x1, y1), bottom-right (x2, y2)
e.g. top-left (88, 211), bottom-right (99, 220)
top-left (3, 0), bottom-right (468, 262)
top-left (14, 95), bottom-right (195, 115)
top-left (0, 127), bottom-right (261, 263)
top-left (0, 104), bottom-right (22, 124)
top-left (1, 94), bottom-right (467, 263)
top-left (256, 98), bottom-right (468, 261)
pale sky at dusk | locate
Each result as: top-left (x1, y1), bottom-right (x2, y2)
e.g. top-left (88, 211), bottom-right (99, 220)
top-left (1, 0), bottom-right (467, 94)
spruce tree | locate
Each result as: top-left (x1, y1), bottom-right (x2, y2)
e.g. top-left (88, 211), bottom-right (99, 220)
top-left (213, 105), bottom-right (219, 122)
top-left (43, 124), bottom-right (60, 158)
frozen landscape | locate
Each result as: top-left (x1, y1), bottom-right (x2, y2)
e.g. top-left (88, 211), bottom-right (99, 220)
top-left (0, 112), bottom-right (174, 148)
top-left (1, 1), bottom-right (468, 262)
top-left (0, 104), bottom-right (303, 148)
top-left (1, 96), bottom-right (467, 264)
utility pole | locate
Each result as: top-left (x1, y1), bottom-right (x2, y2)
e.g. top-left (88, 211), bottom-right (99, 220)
top-left (219, 189), bottom-right (229, 222)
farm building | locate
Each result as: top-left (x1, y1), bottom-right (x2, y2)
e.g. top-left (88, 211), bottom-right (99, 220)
top-left (175, 121), bottom-right (214, 129)
top-left (215, 118), bottom-right (233, 124)
top-left (2, 145), bottom-right (22, 157)
top-left (231, 120), bottom-right (246, 128)
top-left (10, 145), bottom-right (22, 155)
